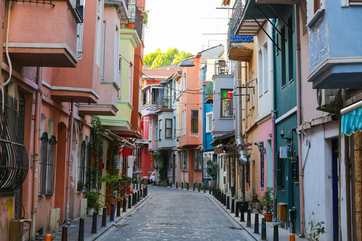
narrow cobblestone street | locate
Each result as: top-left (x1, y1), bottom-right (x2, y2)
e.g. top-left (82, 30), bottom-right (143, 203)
top-left (101, 187), bottom-right (255, 241)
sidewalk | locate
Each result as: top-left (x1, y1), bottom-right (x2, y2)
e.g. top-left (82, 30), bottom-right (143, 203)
top-left (173, 184), bottom-right (306, 241)
top-left (44, 189), bottom-right (150, 241)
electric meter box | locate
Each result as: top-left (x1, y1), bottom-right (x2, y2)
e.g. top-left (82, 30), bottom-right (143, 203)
top-left (279, 146), bottom-right (288, 158)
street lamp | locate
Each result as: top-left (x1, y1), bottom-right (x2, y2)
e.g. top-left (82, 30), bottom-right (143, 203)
top-left (179, 59), bottom-right (195, 67)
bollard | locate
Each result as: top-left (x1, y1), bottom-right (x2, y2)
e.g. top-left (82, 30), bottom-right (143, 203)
top-left (290, 234), bottom-right (295, 241)
top-left (235, 201), bottom-right (240, 217)
top-left (240, 204), bottom-right (245, 222)
top-left (231, 198), bottom-right (235, 213)
top-left (182, 182), bottom-right (184, 189)
top-left (132, 193), bottom-right (135, 205)
top-left (176, 182), bottom-right (178, 189)
top-left (209, 187), bottom-right (211, 194)
top-left (102, 207), bottom-right (106, 227)
top-left (78, 218), bottom-right (84, 241)
top-left (204, 186), bottom-right (206, 193)
top-left (62, 226), bottom-right (68, 241)
top-left (254, 213), bottom-right (259, 234)
top-left (261, 218), bottom-right (266, 240)
top-left (123, 197), bottom-right (127, 212)
top-left (133, 183), bottom-right (135, 189)
top-left (247, 209), bottom-right (251, 227)
top-left (198, 183), bottom-right (201, 192)
top-left (226, 196), bottom-right (230, 209)
top-left (137, 191), bottom-right (140, 202)
top-left (128, 195), bottom-right (132, 209)
top-left (91, 212), bottom-right (97, 234)
top-left (187, 183), bottom-right (189, 190)
top-left (140, 189), bottom-right (143, 198)
top-left (273, 224), bottom-right (279, 241)
top-left (170, 182), bottom-right (172, 188)
top-left (136, 183), bottom-right (138, 190)
top-left (193, 183), bottom-right (195, 191)
top-left (223, 194), bottom-right (226, 206)
top-left (45, 234), bottom-right (51, 241)
top-left (110, 204), bottom-right (114, 221)
top-left (116, 200), bottom-right (121, 217)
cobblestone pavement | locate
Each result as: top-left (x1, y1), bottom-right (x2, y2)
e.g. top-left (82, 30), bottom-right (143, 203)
top-left (100, 186), bottom-right (255, 241)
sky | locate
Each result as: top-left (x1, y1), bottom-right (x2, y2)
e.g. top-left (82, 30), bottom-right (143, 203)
top-left (144, 0), bottom-right (230, 55)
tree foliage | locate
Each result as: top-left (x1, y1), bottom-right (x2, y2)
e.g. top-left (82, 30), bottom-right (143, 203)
top-left (143, 48), bottom-right (193, 69)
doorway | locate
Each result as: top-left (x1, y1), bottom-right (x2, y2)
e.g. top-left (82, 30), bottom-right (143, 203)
top-left (331, 138), bottom-right (338, 241)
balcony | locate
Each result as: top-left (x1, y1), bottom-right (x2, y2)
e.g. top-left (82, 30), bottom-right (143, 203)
top-left (155, 97), bottom-right (172, 111)
top-left (205, 81), bottom-right (214, 104)
top-left (6, 1), bottom-right (80, 67)
top-left (128, 1), bottom-right (143, 40)
top-left (105, 0), bottom-right (129, 21)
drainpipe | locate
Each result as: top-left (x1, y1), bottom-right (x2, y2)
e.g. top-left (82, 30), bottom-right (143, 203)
top-left (66, 101), bottom-right (74, 222)
top-left (295, 4), bottom-right (305, 237)
top-left (32, 67), bottom-right (42, 237)
top-left (235, 61), bottom-right (248, 165)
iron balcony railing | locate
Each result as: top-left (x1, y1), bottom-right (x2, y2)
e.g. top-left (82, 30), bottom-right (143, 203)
top-left (128, 1), bottom-right (143, 40)
top-left (156, 97), bottom-right (172, 110)
top-left (214, 60), bottom-right (231, 75)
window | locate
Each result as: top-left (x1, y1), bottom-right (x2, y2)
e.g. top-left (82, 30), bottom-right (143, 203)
top-left (76, 23), bottom-right (84, 59)
top-left (122, 157), bottom-right (127, 175)
top-left (165, 119), bottom-right (172, 138)
top-left (39, 132), bottom-right (57, 195)
top-left (96, 0), bottom-right (102, 66)
top-left (173, 117), bottom-right (176, 138)
top-left (246, 161), bottom-right (250, 184)
top-left (142, 91), bottom-right (147, 105)
top-left (181, 150), bottom-right (188, 171)
top-left (183, 73), bottom-right (186, 91)
top-left (182, 110), bottom-right (186, 136)
top-left (288, 16), bottom-right (294, 83)
top-left (191, 110), bottom-right (198, 133)
top-left (129, 64), bottom-right (134, 104)
top-left (155, 119), bottom-right (158, 140)
top-left (118, 57), bottom-right (122, 99)
top-left (114, 25), bottom-right (119, 84)
top-left (258, 50), bottom-right (263, 96)
top-left (101, 21), bottom-right (106, 81)
top-left (78, 140), bottom-right (87, 190)
top-left (159, 119), bottom-right (162, 140)
top-left (149, 119), bottom-right (152, 140)
top-left (193, 149), bottom-right (202, 170)
top-left (263, 43), bottom-right (269, 92)
top-left (281, 26), bottom-right (286, 87)
top-left (221, 89), bottom-right (233, 118)
top-left (206, 112), bottom-right (213, 133)
top-left (314, 0), bottom-right (320, 13)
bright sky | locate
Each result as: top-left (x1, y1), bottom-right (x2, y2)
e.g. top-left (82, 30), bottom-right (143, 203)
top-left (144, 0), bottom-right (230, 55)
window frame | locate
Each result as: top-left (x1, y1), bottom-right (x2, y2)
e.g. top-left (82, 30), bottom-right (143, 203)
top-left (206, 112), bottom-right (213, 133)
top-left (220, 89), bottom-right (233, 118)
top-left (165, 118), bottom-right (172, 139)
top-left (191, 109), bottom-right (198, 133)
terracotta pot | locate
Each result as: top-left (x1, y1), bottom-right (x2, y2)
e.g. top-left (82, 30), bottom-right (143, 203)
top-left (128, 22), bottom-right (135, 28)
top-left (264, 213), bottom-right (273, 222)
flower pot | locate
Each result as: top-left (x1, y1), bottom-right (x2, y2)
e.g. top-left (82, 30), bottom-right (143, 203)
top-left (264, 213), bottom-right (273, 222)
top-left (128, 22), bottom-right (135, 28)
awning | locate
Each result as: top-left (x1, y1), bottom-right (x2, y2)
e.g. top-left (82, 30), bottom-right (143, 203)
top-left (341, 100), bottom-right (362, 136)
top-left (103, 129), bottom-right (136, 149)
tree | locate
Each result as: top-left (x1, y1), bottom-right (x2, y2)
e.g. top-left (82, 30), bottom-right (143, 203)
top-left (143, 48), bottom-right (193, 69)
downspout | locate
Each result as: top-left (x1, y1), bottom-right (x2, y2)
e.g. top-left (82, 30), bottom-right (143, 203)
top-left (66, 101), bottom-right (74, 222)
top-left (32, 67), bottom-right (42, 237)
top-left (235, 62), bottom-right (248, 165)
top-left (295, 4), bottom-right (305, 237)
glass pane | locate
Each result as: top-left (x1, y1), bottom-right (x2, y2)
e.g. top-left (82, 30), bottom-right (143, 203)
top-left (222, 99), bottom-right (232, 117)
top-left (191, 110), bottom-right (198, 117)
top-left (191, 118), bottom-right (198, 133)
top-left (166, 129), bottom-right (172, 138)
top-left (166, 119), bottom-right (172, 128)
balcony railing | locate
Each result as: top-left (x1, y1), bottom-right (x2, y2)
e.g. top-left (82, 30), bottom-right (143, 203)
top-left (156, 97), bottom-right (172, 110)
top-left (128, 1), bottom-right (143, 40)
top-left (214, 60), bottom-right (231, 75)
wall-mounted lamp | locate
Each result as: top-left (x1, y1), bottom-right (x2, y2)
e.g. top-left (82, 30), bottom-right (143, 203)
top-left (254, 141), bottom-right (266, 154)
top-left (280, 130), bottom-right (291, 142)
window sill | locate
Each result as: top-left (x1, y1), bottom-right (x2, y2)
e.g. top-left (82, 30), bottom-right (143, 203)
top-left (306, 9), bottom-right (325, 28)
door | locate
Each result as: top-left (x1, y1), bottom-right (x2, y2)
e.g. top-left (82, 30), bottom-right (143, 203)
top-left (172, 154), bottom-right (175, 184)
top-left (331, 138), bottom-right (339, 241)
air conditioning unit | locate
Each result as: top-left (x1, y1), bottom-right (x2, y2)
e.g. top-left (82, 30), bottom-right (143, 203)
top-left (316, 89), bottom-right (342, 113)
top-left (246, 191), bottom-right (252, 201)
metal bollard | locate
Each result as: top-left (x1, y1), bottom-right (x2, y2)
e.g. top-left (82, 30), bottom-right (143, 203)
top-left (133, 183), bottom-right (135, 189)
top-left (209, 187), bottom-right (211, 194)
top-left (45, 234), bottom-right (51, 241)
top-left (240, 204), bottom-right (245, 222)
top-left (226, 196), bottom-right (230, 209)
top-left (182, 182), bottom-right (184, 189)
top-left (235, 201), bottom-right (240, 217)
top-left (110, 204), bottom-right (114, 221)
top-left (140, 189), bottom-right (143, 198)
top-left (102, 207), bottom-right (106, 227)
top-left (198, 183), bottom-right (201, 192)
top-left (123, 197), bottom-right (127, 212)
top-left (176, 182), bottom-right (178, 189)
top-left (116, 200), bottom-right (121, 217)
top-left (187, 183), bottom-right (189, 190)
top-left (193, 183), bottom-right (195, 191)
top-left (62, 226), bottom-right (68, 241)
top-left (247, 209), bottom-right (251, 227)
top-left (133, 193), bottom-right (136, 205)
top-left (261, 218), bottom-right (266, 240)
top-left (91, 212), bottom-right (97, 234)
top-left (273, 224), bottom-right (279, 241)
top-left (137, 191), bottom-right (140, 202)
top-left (254, 213), bottom-right (259, 234)
top-left (223, 194), bottom-right (226, 206)
top-left (204, 186), bottom-right (206, 193)
top-left (78, 218), bottom-right (84, 241)
top-left (128, 195), bottom-right (132, 209)
top-left (170, 182), bottom-right (172, 188)
top-left (231, 198), bottom-right (235, 213)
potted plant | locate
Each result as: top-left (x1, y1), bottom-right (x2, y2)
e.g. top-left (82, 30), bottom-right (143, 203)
top-left (260, 187), bottom-right (273, 222)
top-left (206, 159), bottom-right (217, 188)
top-left (85, 190), bottom-right (102, 215)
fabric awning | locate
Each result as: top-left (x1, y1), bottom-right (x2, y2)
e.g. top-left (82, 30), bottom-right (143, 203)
top-left (341, 100), bottom-right (362, 136)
